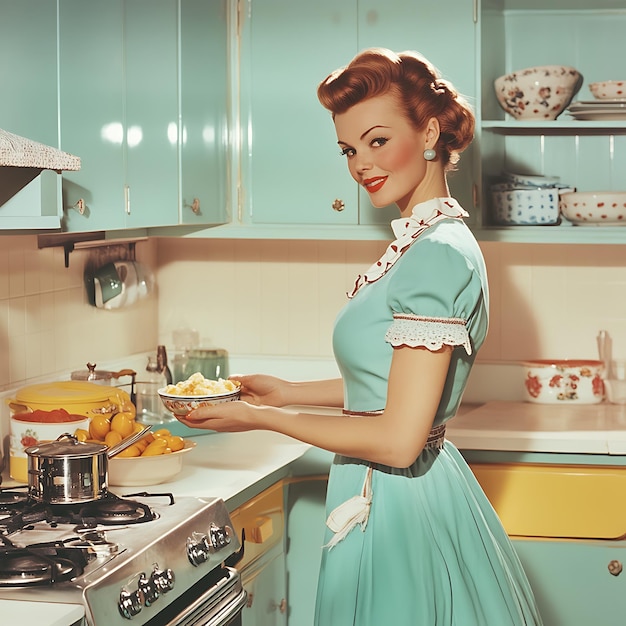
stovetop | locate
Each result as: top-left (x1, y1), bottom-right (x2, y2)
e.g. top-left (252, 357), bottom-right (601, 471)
top-left (0, 488), bottom-right (241, 625)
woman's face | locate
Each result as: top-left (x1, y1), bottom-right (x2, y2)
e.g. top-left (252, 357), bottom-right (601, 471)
top-left (334, 93), bottom-right (438, 214)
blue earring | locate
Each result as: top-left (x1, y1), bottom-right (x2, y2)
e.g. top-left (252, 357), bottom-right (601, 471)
top-left (423, 149), bottom-right (436, 161)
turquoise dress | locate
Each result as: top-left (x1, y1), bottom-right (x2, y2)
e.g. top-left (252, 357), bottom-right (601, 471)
top-left (314, 198), bottom-right (542, 626)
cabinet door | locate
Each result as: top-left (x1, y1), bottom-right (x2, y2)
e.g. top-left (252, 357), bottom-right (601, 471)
top-left (124, 0), bottom-right (179, 228)
top-left (513, 539), bottom-right (626, 626)
top-left (358, 0), bottom-right (477, 223)
top-left (0, 0), bottom-right (58, 147)
top-left (241, 552), bottom-right (287, 626)
top-left (241, 0), bottom-right (359, 226)
top-left (180, 0), bottom-right (230, 226)
top-left (59, 0), bottom-right (126, 231)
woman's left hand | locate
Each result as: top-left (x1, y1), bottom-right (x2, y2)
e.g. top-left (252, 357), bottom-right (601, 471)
top-left (178, 401), bottom-right (264, 433)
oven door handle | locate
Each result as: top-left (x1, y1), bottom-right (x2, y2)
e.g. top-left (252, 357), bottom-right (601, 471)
top-left (224, 527), bottom-right (245, 568)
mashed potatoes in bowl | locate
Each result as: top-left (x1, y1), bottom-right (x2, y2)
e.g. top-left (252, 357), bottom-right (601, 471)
top-left (158, 372), bottom-right (241, 416)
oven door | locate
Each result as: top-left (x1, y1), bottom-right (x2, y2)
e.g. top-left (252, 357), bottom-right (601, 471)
top-left (145, 566), bottom-right (246, 626)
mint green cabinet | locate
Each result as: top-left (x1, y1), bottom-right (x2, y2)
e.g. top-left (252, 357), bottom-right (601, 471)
top-left (238, 0), bottom-right (476, 230)
top-left (179, 0), bottom-right (230, 226)
top-left (241, 552), bottom-right (287, 626)
top-left (0, 1), bottom-right (58, 147)
top-left (59, 0), bottom-right (178, 232)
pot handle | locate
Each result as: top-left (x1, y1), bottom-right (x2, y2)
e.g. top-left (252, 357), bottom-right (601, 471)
top-left (107, 424), bottom-right (152, 459)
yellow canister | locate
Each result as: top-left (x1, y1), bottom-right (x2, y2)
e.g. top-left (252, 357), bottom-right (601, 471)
top-left (7, 381), bottom-right (127, 483)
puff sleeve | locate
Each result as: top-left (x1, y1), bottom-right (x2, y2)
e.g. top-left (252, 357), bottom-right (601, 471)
top-left (384, 232), bottom-right (485, 355)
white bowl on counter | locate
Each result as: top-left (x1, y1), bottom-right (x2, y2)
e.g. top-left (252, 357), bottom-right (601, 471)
top-left (559, 191), bottom-right (626, 226)
top-left (522, 360), bottom-right (605, 404)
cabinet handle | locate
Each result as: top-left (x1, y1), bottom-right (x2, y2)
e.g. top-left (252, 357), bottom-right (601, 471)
top-left (184, 198), bottom-right (201, 215)
top-left (332, 198), bottom-right (345, 212)
top-left (124, 184), bottom-right (131, 215)
top-left (245, 515), bottom-right (273, 544)
top-left (246, 591), bottom-right (254, 608)
top-left (70, 198), bottom-right (86, 215)
top-left (608, 560), bottom-right (623, 576)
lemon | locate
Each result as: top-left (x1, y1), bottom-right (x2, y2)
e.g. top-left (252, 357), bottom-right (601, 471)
top-left (111, 412), bottom-right (134, 438)
top-left (166, 435), bottom-right (185, 452)
top-left (89, 415), bottom-right (111, 441)
top-left (115, 444), bottom-right (142, 458)
top-left (74, 428), bottom-right (90, 442)
top-left (141, 438), bottom-right (168, 456)
top-left (104, 430), bottom-right (123, 448)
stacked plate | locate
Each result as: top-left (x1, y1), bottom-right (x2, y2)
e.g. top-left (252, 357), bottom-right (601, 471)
top-left (566, 99), bottom-right (626, 121)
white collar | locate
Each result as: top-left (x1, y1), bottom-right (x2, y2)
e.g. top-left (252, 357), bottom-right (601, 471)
top-left (347, 197), bottom-right (469, 299)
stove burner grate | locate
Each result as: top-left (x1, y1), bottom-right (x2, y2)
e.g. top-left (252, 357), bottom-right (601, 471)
top-left (0, 543), bottom-right (90, 587)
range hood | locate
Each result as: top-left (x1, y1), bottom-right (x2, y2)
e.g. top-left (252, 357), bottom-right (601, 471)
top-left (0, 128), bottom-right (81, 230)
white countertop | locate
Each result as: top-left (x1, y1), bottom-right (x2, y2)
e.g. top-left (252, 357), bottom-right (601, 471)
top-left (447, 400), bottom-right (626, 455)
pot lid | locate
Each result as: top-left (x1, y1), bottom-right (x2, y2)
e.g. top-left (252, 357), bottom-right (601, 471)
top-left (16, 380), bottom-right (117, 404)
top-left (71, 362), bottom-right (114, 382)
top-left (25, 435), bottom-right (107, 458)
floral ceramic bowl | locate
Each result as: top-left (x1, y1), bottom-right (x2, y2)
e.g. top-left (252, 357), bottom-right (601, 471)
top-left (559, 191), bottom-right (626, 226)
top-left (522, 360), bottom-right (605, 404)
top-left (158, 387), bottom-right (241, 417)
top-left (494, 65), bottom-right (582, 120)
top-left (589, 80), bottom-right (626, 100)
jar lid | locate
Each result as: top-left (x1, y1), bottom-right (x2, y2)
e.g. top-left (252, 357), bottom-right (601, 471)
top-left (25, 434), bottom-right (107, 457)
top-left (16, 381), bottom-right (117, 405)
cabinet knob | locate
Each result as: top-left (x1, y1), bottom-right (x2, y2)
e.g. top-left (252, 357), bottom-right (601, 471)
top-left (332, 199), bottom-right (345, 212)
top-left (608, 559), bottom-right (623, 576)
top-left (70, 198), bottom-right (86, 215)
top-left (185, 198), bottom-right (201, 215)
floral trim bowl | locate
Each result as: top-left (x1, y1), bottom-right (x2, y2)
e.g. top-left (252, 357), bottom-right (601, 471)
top-left (589, 80), bottom-right (626, 100)
top-left (158, 387), bottom-right (241, 417)
top-left (522, 360), bottom-right (605, 404)
top-left (559, 191), bottom-right (626, 226)
top-left (494, 65), bottom-right (582, 120)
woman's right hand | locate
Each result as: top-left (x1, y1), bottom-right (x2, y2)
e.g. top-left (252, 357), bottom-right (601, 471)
top-left (229, 374), bottom-right (288, 407)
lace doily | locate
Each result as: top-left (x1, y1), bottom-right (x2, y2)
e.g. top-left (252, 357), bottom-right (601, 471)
top-left (348, 197), bottom-right (468, 299)
top-left (385, 314), bottom-right (472, 355)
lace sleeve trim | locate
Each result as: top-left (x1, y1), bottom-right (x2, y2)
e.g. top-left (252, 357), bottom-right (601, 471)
top-left (385, 314), bottom-right (472, 355)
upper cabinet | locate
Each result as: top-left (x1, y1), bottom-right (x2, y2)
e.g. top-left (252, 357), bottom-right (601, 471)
top-left (477, 0), bottom-right (626, 243)
top-left (235, 0), bottom-right (476, 235)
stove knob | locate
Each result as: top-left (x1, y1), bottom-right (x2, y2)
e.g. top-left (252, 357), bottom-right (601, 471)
top-left (138, 572), bottom-right (159, 606)
top-left (209, 523), bottom-right (232, 551)
top-left (187, 535), bottom-right (211, 565)
top-left (152, 567), bottom-right (175, 593)
top-left (119, 588), bottom-right (144, 619)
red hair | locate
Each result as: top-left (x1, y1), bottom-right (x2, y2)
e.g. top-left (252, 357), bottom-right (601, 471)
top-left (317, 48), bottom-right (475, 170)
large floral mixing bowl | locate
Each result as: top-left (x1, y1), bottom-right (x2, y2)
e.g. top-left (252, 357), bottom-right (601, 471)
top-left (494, 65), bottom-right (582, 120)
top-left (522, 360), bottom-right (605, 404)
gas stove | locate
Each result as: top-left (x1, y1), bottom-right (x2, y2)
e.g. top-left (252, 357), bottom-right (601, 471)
top-left (0, 488), bottom-right (245, 625)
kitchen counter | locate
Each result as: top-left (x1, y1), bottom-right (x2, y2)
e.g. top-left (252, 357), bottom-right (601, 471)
top-left (446, 400), bottom-right (626, 455)
top-left (3, 398), bottom-right (626, 624)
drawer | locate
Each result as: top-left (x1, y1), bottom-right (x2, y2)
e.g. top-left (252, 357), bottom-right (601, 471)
top-left (230, 481), bottom-right (284, 570)
top-left (470, 462), bottom-right (626, 539)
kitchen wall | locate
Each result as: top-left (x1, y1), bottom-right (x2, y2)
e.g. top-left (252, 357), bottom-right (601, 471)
top-left (156, 237), bottom-right (626, 365)
top-left (1, 233), bottom-right (625, 394)
top-left (0, 234), bottom-right (158, 391)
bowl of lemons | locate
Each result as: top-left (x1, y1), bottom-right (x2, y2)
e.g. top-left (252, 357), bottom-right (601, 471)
top-left (78, 410), bottom-right (196, 487)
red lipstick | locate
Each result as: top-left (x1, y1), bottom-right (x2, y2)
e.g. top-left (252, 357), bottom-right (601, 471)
top-left (363, 176), bottom-right (387, 193)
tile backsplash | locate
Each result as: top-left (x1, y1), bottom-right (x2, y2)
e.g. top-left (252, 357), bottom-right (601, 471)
top-left (1, 233), bottom-right (625, 394)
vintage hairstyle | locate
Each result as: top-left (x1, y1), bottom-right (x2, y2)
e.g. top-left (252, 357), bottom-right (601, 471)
top-left (317, 48), bottom-right (475, 170)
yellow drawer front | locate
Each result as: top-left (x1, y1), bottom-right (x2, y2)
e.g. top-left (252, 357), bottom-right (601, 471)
top-left (470, 463), bottom-right (626, 539)
top-left (230, 481), bottom-right (284, 570)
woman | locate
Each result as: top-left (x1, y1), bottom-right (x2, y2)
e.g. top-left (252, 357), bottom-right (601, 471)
top-left (180, 48), bottom-right (542, 625)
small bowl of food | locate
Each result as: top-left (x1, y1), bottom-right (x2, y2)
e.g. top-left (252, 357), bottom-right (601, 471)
top-left (589, 80), bottom-right (626, 100)
top-left (559, 191), bottom-right (626, 225)
top-left (522, 359), bottom-right (605, 404)
top-left (158, 372), bottom-right (241, 417)
top-left (494, 65), bottom-right (582, 120)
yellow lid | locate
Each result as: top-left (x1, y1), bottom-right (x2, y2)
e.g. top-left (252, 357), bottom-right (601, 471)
top-left (15, 381), bottom-right (117, 405)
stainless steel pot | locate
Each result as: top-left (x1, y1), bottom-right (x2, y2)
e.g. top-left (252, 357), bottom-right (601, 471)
top-left (25, 426), bottom-right (151, 504)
